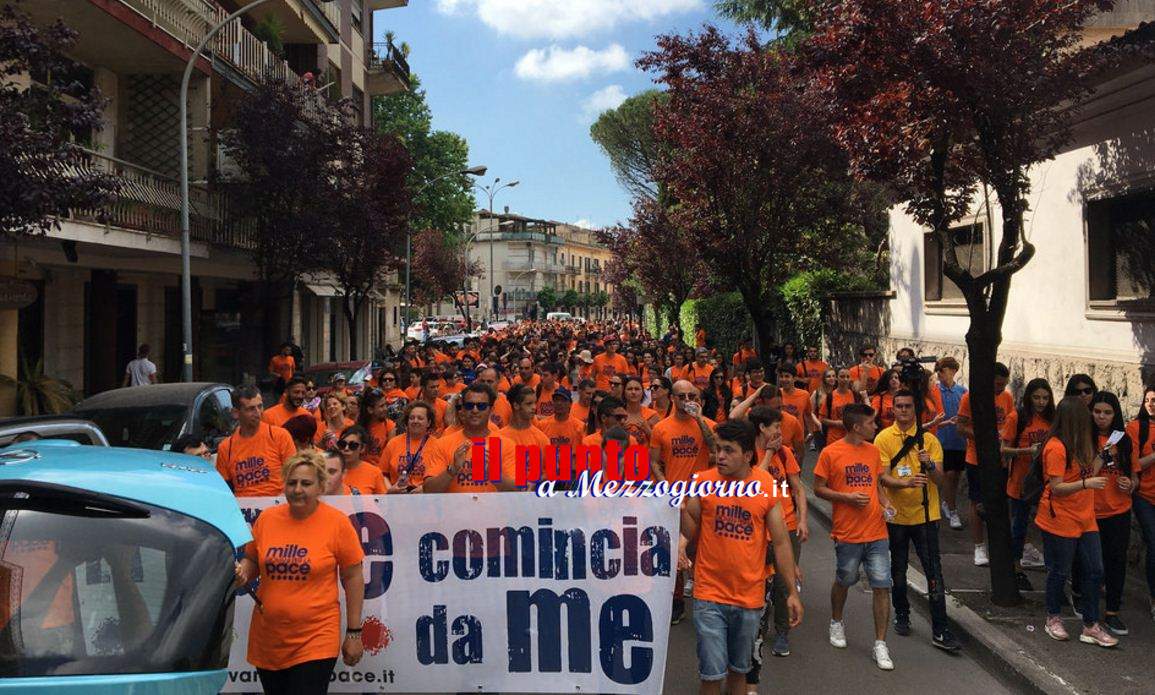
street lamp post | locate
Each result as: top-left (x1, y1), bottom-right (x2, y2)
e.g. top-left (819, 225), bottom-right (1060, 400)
top-left (403, 165), bottom-right (486, 336)
top-left (178, 0), bottom-right (337, 382)
top-left (473, 178), bottom-right (519, 320)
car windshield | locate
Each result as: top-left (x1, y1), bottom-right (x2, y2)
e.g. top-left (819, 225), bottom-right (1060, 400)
top-left (304, 367), bottom-right (367, 386)
top-left (73, 406), bottom-right (187, 450)
top-left (0, 487), bottom-right (235, 677)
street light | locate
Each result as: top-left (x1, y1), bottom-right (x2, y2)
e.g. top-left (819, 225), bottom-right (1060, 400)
top-left (403, 165), bottom-right (487, 335)
top-left (473, 178), bottom-right (520, 319)
top-left (177, 0), bottom-right (338, 382)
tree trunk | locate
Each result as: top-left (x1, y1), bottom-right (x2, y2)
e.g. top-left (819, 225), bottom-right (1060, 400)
top-left (740, 290), bottom-right (776, 370)
top-left (666, 302), bottom-right (681, 337)
top-left (343, 294), bottom-right (362, 361)
top-left (963, 296), bottom-right (1021, 608)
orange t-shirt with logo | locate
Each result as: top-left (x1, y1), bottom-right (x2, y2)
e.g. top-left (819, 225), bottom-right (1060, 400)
top-left (343, 461), bottom-right (388, 494)
top-left (244, 503), bottom-right (364, 670)
top-left (650, 414), bottom-right (716, 482)
top-left (268, 355), bottom-right (295, 381)
top-left (693, 466), bottom-right (779, 609)
top-left (360, 419), bottom-right (396, 469)
top-left (1127, 419), bottom-right (1155, 504)
top-left (537, 416), bottom-right (586, 450)
top-left (593, 353), bottom-right (629, 391)
top-left (261, 402), bottom-right (308, 428)
top-left (818, 390), bottom-right (859, 444)
top-left (813, 439), bottom-right (887, 544)
top-left (1035, 438), bottom-right (1097, 538)
top-left (762, 447), bottom-right (801, 531)
top-left (959, 390), bottom-right (1015, 465)
top-left (1095, 432), bottom-right (1132, 519)
top-left (849, 364), bottom-right (884, 392)
top-left (425, 428), bottom-right (517, 493)
top-left (796, 360), bottom-right (829, 393)
top-left (779, 387), bottom-right (811, 427)
top-left (216, 423), bottom-right (296, 496)
top-left (1000, 411), bottom-right (1050, 499)
top-left (381, 432), bottom-right (436, 487)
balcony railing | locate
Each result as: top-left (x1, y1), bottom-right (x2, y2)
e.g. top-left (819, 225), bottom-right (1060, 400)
top-left (116, 0), bottom-right (300, 85)
top-left (366, 40), bottom-right (411, 94)
top-left (69, 148), bottom-right (255, 250)
top-left (316, 0), bottom-right (342, 31)
top-left (503, 260), bottom-right (568, 274)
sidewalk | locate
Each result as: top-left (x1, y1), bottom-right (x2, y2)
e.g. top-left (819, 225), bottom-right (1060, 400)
top-left (797, 451), bottom-right (1152, 695)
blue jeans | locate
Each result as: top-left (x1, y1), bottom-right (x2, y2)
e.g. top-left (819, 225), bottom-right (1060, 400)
top-left (1133, 495), bottom-right (1155, 600)
top-left (888, 521), bottom-right (948, 634)
top-left (692, 599), bottom-right (762, 681)
top-left (835, 538), bottom-right (892, 589)
top-left (1041, 530), bottom-right (1103, 625)
top-left (1009, 498), bottom-right (1033, 562)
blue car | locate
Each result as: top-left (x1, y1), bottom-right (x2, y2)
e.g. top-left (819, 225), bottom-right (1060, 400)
top-left (0, 440), bottom-right (250, 694)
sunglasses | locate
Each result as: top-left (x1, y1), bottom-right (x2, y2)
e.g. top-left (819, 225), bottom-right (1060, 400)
top-left (674, 394), bottom-right (700, 401)
top-left (381, 376), bottom-right (396, 382)
top-left (336, 440), bottom-right (362, 451)
top-left (863, 352), bottom-right (876, 358)
top-left (461, 401), bottom-right (491, 411)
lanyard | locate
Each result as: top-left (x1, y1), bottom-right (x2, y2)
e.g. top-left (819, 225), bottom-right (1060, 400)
top-left (403, 433), bottom-right (430, 476)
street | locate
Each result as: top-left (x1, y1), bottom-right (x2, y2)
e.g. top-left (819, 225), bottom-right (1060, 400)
top-left (662, 510), bottom-right (1019, 694)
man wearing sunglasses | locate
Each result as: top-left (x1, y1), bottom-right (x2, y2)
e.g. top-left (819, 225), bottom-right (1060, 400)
top-left (425, 383), bottom-right (518, 494)
top-left (850, 345), bottom-right (885, 394)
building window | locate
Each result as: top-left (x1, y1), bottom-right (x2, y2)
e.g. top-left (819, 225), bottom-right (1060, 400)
top-left (924, 223), bottom-right (985, 303)
top-left (351, 0), bottom-right (363, 33)
top-left (1087, 192), bottom-right (1155, 308)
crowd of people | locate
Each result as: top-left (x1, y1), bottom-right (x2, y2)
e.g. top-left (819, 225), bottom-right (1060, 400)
top-left (178, 318), bottom-right (1155, 694)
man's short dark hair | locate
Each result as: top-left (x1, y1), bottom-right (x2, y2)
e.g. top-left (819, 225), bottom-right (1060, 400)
top-left (746, 359), bottom-right (764, 373)
top-left (285, 376), bottom-right (308, 389)
top-left (464, 381), bottom-right (497, 406)
top-left (893, 389), bottom-right (915, 405)
top-left (420, 371), bottom-right (441, 387)
top-left (283, 414), bottom-right (318, 442)
top-left (231, 384), bottom-right (262, 408)
top-left (172, 433), bottom-right (204, 453)
top-left (860, 345), bottom-right (875, 356)
top-left (715, 419), bottom-right (756, 453)
top-left (748, 405), bottom-right (783, 430)
top-left (578, 378), bottom-right (596, 390)
top-left (777, 361), bottom-right (796, 376)
top-left (842, 403), bottom-right (875, 431)
top-left (508, 383), bottom-right (534, 406)
top-left (994, 362), bottom-right (1010, 378)
top-left (597, 396), bottom-right (625, 419)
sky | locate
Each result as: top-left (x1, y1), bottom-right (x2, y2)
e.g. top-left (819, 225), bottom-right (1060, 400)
top-left (371, 0), bottom-right (744, 229)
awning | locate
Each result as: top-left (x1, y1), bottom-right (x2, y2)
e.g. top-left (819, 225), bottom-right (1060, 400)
top-left (303, 282), bottom-right (342, 297)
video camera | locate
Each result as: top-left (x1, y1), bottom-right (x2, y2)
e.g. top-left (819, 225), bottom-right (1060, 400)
top-left (897, 354), bottom-right (939, 385)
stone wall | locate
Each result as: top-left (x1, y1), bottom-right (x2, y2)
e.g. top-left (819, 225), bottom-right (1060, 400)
top-left (824, 294), bottom-right (1155, 407)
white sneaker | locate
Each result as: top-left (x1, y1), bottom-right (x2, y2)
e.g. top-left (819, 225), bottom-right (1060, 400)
top-left (1021, 543), bottom-right (1045, 569)
top-left (873, 640), bottom-right (895, 670)
top-left (829, 620), bottom-right (847, 648)
top-left (941, 501), bottom-right (951, 518)
top-left (949, 511), bottom-right (963, 530)
top-left (974, 543), bottom-right (990, 567)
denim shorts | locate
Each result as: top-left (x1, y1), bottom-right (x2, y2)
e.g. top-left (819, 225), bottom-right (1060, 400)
top-left (692, 599), bottom-right (762, 681)
top-left (835, 538), bottom-right (892, 589)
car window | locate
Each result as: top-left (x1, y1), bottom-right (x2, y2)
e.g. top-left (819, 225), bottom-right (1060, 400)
top-left (195, 394), bottom-right (230, 438)
top-left (73, 407), bottom-right (187, 451)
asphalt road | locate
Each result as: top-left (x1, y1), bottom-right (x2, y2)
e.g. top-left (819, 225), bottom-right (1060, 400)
top-left (660, 519), bottom-right (1021, 694)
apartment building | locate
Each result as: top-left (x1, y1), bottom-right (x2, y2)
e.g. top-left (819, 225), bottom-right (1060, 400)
top-left (824, 9), bottom-right (1155, 404)
top-left (428, 210), bottom-right (618, 322)
top-left (1, 0), bottom-right (410, 407)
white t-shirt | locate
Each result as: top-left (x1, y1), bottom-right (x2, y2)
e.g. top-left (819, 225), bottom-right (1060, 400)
top-left (125, 357), bottom-right (157, 386)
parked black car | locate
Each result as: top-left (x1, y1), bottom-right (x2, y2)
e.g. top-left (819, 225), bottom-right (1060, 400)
top-left (71, 382), bottom-right (235, 451)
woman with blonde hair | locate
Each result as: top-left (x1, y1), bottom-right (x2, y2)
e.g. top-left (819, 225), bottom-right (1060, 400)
top-left (234, 451), bottom-right (366, 693)
top-left (317, 392), bottom-right (353, 450)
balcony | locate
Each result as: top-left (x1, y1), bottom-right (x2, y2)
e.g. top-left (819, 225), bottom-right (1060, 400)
top-left (115, 0), bottom-right (300, 85)
top-left (366, 41), bottom-right (411, 96)
top-left (69, 149), bottom-right (254, 250)
top-left (231, 0), bottom-right (339, 43)
top-left (366, 0), bottom-right (409, 9)
top-left (503, 260), bottom-right (567, 274)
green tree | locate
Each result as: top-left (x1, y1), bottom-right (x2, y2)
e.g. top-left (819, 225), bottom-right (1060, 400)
top-left (373, 75), bottom-right (474, 235)
top-left (561, 289), bottom-right (580, 311)
top-left (590, 90), bottom-right (667, 201)
top-left (536, 286), bottom-right (558, 311)
top-left (714, 0), bottom-right (812, 36)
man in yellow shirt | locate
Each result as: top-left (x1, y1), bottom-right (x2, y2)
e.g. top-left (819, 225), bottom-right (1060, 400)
top-left (874, 389), bottom-right (961, 652)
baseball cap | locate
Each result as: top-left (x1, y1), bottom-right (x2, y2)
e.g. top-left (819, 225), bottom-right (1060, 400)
top-left (578, 350), bottom-right (594, 364)
top-left (552, 386), bottom-right (572, 401)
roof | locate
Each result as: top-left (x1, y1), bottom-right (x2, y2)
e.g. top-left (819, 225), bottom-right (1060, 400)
top-left (0, 441), bottom-right (251, 547)
top-left (72, 382), bottom-right (227, 410)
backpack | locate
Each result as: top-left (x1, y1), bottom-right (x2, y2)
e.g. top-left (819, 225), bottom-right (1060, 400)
top-left (1019, 444), bottom-right (1047, 507)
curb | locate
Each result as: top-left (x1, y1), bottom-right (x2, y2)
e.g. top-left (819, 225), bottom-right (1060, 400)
top-left (801, 484), bottom-right (1080, 695)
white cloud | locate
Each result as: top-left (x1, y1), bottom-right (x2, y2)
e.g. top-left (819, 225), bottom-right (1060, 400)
top-left (573, 218), bottom-right (594, 229)
top-left (515, 45), bottom-right (630, 82)
top-left (436, 0), bottom-right (702, 40)
top-left (581, 84), bottom-right (628, 122)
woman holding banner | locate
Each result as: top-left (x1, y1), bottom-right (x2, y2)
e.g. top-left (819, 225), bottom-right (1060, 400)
top-left (235, 451), bottom-right (366, 694)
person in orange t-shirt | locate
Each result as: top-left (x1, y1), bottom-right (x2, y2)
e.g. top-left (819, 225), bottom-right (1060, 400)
top-left (380, 403), bottom-right (437, 491)
top-left (533, 365), bottom-right (562, 419)
top-left (956, 362), bottom-right (1014, 566)
top-left (776, 363), bottom-right (812, 429)
top-left (649, 380), bottom-right (717, 484)
top-left (1129, 385), bottom-right (1155, 617)
top-left (678, 419), bottom-right (801, 688)
top-left (262, 377), bottom-right (310, 428)
top-left (849, 345), bottom-right (884, 394)
top-left (416, 373), bottom-right (449, 434)
top-left (473, 368), bottom-right (513, 428)
top-left (817, 368), bottom-right (860, 445)
top-left (216, 387), bottom-right (296, 497)
top-left (622, 376), bottom-right (660, 446)
top-left (1034, 397), bottom-right (1114, 646)
top-left (235, 452), bottom-right (365, 689)
top-left (592, 340), bottom-right (629, 391)
top-left (1089, 391), bottom-right (1135, 632)
top-left (335, 426), bottom-right (388, 494)
top-left (729, 383), bottom-right (804, 458)
top-left (424, 383), bottom-right (519, 494)
top-left (315, 392), bottom-right (355, 451)
top-left (267, 344), bottom-right (296, 397)
top-left (694, 324), bottom-right (707, 348)
top-left (796, 346), bottom-right (829, 394)
top-left (500, 384), bottom-right (553, 484)
top-left (1000, 378), bottom-right (1053, 579)
top-left (732, 338), bottom-right (757, 369)
top-left (355, 390), bottom-right (396, 470)
top-left (536, 388), bottom-right (586, 480)
top-left (814, 403), bottom-right (909, 666)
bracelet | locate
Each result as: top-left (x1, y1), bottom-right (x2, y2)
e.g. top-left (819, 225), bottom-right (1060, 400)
top-left (346, 628), bottom-right (362, 635)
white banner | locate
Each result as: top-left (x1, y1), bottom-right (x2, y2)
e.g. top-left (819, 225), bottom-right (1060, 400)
top-left (223, 493), bottom-right (679, 693)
